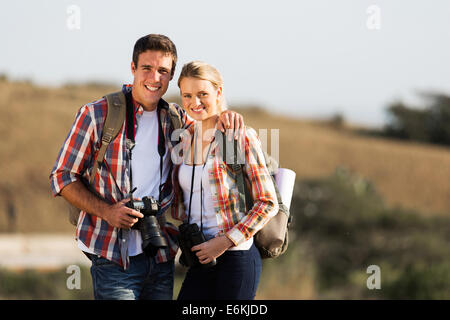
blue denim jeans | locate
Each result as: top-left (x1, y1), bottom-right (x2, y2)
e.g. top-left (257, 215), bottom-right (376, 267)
top-left (89, 253), bottom-right (174, 300)
top-left (177, 243), bottom-right (262, 300)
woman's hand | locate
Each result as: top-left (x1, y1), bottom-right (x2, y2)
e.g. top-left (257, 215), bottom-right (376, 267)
top-left (191, 235), bottom-right (234, 264)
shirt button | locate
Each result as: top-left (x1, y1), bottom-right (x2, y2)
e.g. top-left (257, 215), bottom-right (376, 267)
top-left (122, 239), bottom-right (126, 243)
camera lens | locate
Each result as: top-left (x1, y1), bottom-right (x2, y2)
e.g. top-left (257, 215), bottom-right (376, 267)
top-left (141, 215), bottom-right (168, 257)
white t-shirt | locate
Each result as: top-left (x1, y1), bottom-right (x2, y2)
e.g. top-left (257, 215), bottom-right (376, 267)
top-left (178, 159), bottom-right (253, 251)
top-left (78, 109), bottom-right (170, 256)
top-left (128, 110), bottom-right (170, 256)
top-left (179, 161), bottom-right (219, 241)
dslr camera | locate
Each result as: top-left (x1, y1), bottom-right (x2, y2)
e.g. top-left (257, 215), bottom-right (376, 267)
top-left (177, 222), bottom-right (217, 268)
top-left (126, 196), bottom-right (168, 257)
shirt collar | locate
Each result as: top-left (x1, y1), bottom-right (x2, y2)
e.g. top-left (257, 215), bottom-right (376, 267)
top-left (121, 84), bottom-right (143, 116)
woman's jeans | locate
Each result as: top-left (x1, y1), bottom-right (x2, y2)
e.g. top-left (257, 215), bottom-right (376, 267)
top-left (177, 243), bottom-right (262, 300)
top-left (89, 253), bottom-right (175, 300)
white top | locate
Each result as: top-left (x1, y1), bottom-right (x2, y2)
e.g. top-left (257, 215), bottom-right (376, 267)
top-left (179, 161), bottom-right (219, 241)
top-left (178, 160), bottom-right (253, 251)
top-left (78, 109), bottom-right (171, 256)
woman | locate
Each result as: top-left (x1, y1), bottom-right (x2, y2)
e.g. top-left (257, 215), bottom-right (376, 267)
top-left (171, 61), bottom-right (279, 300)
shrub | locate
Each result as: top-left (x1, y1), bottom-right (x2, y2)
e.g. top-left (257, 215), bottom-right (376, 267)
top-left (287, 167), bottom-right (450, 299)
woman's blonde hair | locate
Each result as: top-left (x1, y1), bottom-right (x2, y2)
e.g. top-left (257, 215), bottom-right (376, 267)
top-left (177, 61), bottom-right (227, 110)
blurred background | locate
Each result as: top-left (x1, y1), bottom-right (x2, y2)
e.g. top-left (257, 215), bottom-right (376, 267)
top-left (0, 0), bottom-right (449, 299)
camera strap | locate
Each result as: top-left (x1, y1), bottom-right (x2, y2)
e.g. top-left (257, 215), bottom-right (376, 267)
top-left (187, 126), bottom-right (213, 233)
top-left (125, 91), bottom-right (165, 205)
top-left (156, 104), bottom-right (166, 204)
top-left (187, 163), bottom-right (195, 225)
top-left (187, 126), bottom-right (198, 225)
top-left (125, 90), bottom-right (136, 196)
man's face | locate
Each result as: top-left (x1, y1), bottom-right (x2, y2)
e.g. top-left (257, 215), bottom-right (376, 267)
top-left (131, 50), bottom-right (173, 111)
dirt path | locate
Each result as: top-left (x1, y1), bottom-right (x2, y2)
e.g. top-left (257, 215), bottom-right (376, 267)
top-left (0, 233), bottom-right (91, 270)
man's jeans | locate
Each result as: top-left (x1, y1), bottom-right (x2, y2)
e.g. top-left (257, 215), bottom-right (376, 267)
top-left (89, 253), bottom-right (174, 300)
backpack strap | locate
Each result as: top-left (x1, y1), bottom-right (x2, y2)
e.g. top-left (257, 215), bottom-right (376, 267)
top-left (219, 129), bottom-right (287, 216)
top-left (155, 102), bottom-right (182, 155)
top-left (90, 91), bottom-right (126, 184)
top-left (220, 131), bottom-right (252, 213)
top-left (168, 103), bottom-right (183, 131)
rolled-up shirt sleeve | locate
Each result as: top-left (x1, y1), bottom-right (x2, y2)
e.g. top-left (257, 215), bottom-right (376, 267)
top-left (49, 104), bottom-right (97, 197)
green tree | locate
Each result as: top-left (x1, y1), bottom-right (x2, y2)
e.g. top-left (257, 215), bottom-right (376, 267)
top-left (384, 93), bottom-right (450, 146)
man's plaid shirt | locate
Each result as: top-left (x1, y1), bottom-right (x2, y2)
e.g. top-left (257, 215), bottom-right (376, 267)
top-left (171, 127), bottom-right (279, 246)
top-left (50, 85), bottom-right (192, 269)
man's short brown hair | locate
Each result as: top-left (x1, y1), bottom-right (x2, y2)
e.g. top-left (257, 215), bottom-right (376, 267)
top-left (132, 34), bottom-right (178, 76)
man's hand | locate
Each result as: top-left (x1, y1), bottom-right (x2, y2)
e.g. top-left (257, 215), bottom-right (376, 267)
top-left (217, 110), bottom-right (245, 140)
top-left (191, 235), bottom-right (234, 264)
top-left (60, 181), bottom-right (144, 229)
top-left (101, 199), bottom-right (144, 229)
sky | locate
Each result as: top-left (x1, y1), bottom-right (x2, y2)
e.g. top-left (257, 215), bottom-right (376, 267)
top-left (1, 0), bottom-right (450, 127)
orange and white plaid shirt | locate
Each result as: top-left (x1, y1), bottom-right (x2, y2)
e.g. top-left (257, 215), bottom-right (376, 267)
top-left (170, 126), bottom-right (279, 246)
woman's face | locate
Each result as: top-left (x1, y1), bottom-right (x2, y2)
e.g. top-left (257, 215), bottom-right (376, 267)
top-left (179, 77), bottom-right (222, 121)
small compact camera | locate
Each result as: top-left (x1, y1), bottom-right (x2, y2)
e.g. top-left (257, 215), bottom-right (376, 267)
top-left (126, 196), bottom-right (168, 257)
top-left (177, 222), bottom-right (217, 268)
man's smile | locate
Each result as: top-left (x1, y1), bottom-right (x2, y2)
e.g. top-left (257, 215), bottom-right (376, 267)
top-left (145, 84), bottom-right (160, 92)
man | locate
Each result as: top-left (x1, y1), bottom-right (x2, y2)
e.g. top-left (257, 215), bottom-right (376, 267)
top-left (49, 34), bottom-right (243, 300)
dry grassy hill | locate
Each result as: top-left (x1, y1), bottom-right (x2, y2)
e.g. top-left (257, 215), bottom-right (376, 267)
top-left (236, 108), bottom-right (450, 217)
top-left (0, 79), bottom-right (449, 233)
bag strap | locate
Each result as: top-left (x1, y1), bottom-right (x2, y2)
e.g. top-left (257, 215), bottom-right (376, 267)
top-left (155, 101), bottom-right (181, 160)
top-left (220, 130), bottom-right (289, 218)
top-left (168, 103), bottom-right (183, 131)
top-left (220, 131), bottom-right (252, 213)
top-left (86, 94), bottom-right (182, 201)
top-left (90, 91), bottom-right (126, 185)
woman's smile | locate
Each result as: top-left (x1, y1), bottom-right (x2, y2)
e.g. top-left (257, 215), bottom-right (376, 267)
top-left (180, 77), bottom-right (222, 121)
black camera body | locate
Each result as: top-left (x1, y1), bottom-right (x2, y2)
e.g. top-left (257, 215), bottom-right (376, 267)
top-left (126, 196), bottom-right (168, 257)
top-left (177, 222), bottom-right (217, 268)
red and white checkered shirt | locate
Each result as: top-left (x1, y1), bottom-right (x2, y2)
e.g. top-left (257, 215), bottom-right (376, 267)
top-left (50, 84), bottom-right (192, 269)
top-left (171, 127), bottom-right (279, 245)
